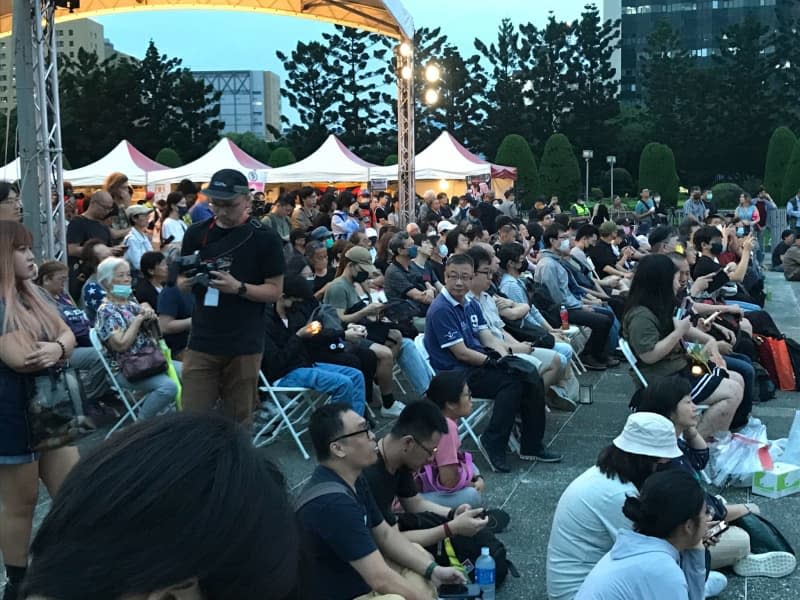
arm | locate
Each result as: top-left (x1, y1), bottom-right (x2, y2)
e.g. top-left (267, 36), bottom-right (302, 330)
top-left (350, 550), bottom-right (432, 600)
top-left (638, 328), bottom-right (685, 365)
top-left (335, 303), bottom-right (383, 324)
top-left (448, 340), bottom-right (489, 367)
top-left (478, 328), bottom-right (508, 356)
top-left (67, 243), bottom-right (84, 258)
top-left (209, 271), bottom-right (284, 304)
top-left (727, 237), bottom-right (753, 283)
top-left (158, 313), bottom-right (191, 336)
top-left (0, 321), bottom-right (76, 373)
top-left (497, 298), bottom-right (530, 321)
top-left (106, 314), bottom-right (147, 353)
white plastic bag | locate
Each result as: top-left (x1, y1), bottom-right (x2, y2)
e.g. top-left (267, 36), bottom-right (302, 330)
top-left (710, 418), bottom-right (771, 487)
top-left (779, 410), bottom-right (800, 466)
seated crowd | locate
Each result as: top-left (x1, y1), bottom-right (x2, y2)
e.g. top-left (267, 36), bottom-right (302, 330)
top-left (1, 177), bottom-right (799, 600)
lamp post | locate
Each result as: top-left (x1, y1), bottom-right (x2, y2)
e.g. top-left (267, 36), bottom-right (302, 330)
top-left (606, 155), bottom-right (616, 201)
top-left (582, 149), bottom-right (593, 202)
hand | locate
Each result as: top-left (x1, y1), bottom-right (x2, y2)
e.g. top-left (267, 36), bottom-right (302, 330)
top-left (494, 296), bottom-right (512, 310)
top-left (208, 270), bottom-right (241, 294)
top-left (511, 342), bottom-right (533, 354)
top-left (450, 507), bottom-right (488, 537)
top-left (23, 342), bottom-right (63, 369)
top-left (717, 341), bottom-right (733, 355)
top-left (704, 340), bottom-right (725, 367)
top-left (673, 315), bottom-right (692, 337)
top-left (431, 566), bottom-right (467, 587)
top-left (473, 476), bottom-right (485, 493)
top-left (703, 520), bottom-right (722, 548)
top-left (743, 234), bottom-right (755, 252)
top-left (725, 304), bottom-right (744, 316)
top-left (690, 272), bottom-right (715, 295)
top-left (139, 306), bottom-right (156, 320)
top-left (715, 324), bottom-right (736, 344)
top-left (365, 302), bottom-right (385, 316)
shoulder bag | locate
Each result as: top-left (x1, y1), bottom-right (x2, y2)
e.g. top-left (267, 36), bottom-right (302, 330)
top-left (417, 451), bottom-right (474, 494)
top-left (116, 318), bottom-right (167, 382)
top-left (27, 367), bottom-right (95, 451)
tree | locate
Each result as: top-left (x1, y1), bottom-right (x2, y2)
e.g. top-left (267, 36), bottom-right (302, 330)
top-left (276, 41), bottom-right (340, 159)
top-left (772, 0), bottom-right (800, 126)
top-left (638, 142), bottom-right (679, 208)
top-left (763, 127), bottom-right (797, 200)
top-left (269, 147), bottom-right (296, 167)
top-left (781, 139), bottom-right (800, 203)
top-left (495, 134), bottom-right (539, 208)
top-left (539, 133), bottom-right (581, 203)
top-left (155, 148), bottom-right (182, 167)
top-left (600, 168), bottom-right (634, 197)
top-left (168, 70), bottom-right (224, 162)
top-left (225, 132), bottom-right (273, 165)
top-left (384, 154), bottom-right (398, 166)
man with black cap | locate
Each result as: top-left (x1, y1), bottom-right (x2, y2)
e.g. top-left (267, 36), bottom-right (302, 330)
top-left (180, 168), bottom-right (285, 423)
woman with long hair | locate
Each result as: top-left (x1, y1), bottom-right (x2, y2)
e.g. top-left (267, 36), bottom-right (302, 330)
top-left (622, 254), bottom-right (744, 438)
top-left (575, 470), bottom-right (708, 599)
top-left (0, 222), bottom-right (79, 600)
top-left (159, 191), bottom-right (188, 247)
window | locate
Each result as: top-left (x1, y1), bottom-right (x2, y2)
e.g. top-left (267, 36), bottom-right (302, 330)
top-left (69, 41), bottom-right (74, 47)
top-left (68, 29), bottom-right (73, 36)
top-left (57, 30), bottom-right (63, 37)
top-left (69, 51), bottom-right (74, 57)
top-left (57, 41), bottom-right (63, 48)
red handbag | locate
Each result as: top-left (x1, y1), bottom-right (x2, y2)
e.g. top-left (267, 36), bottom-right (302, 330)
top-left (755, 335), bottom-right (797, 392)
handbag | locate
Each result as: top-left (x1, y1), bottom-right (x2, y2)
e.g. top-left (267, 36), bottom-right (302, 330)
top-left (498, 354), bottom-right (541, 384)
top-left (119, 343), bottom-right (167, 382)
top-left (754, 335), bottom-right (796, 391)
top-left (418, 451), bottom-right (475, 493)
top-left (27, 367), bottom-right (95, 451)
top-left (735, 512), bottom-right (795, 556)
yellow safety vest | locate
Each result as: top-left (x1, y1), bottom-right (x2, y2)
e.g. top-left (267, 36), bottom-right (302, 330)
top-left (573, 203), bottom-right (590, 216)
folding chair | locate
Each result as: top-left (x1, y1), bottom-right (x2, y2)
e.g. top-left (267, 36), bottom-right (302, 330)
top-left (413, 335), bottom-right (494, 468)
top-left (618, 338), bottom-right (648, 388)
top-left (88, 328), bottom-right (145, 439)
top-left (253, 371), bottom-right (325, 460)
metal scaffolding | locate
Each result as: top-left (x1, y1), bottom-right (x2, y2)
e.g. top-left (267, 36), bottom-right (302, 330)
top-left (395, 38), bottom-right (415, 227)
top-left (14, 1), bottom-right (73, 262)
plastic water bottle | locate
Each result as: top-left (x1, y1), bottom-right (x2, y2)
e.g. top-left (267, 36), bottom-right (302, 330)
top-left (560, 304), bottom-right (569, 330)
top-left (475, 546), bottom-right (496, 600)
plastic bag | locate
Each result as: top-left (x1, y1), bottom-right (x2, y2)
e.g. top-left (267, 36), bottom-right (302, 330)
top-left (710, 417), bottom-right (772, 487)
top-left (780, 410), bottom-right (800, 466)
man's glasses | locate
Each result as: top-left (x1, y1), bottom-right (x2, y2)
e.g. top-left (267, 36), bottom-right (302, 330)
top-left (446, 272), bottom-right (473, 282)
top-left (329, 423), bottom-right (372, 444)
top-left (412, 436), bottom-right (438, 456)
top-left (475, 269), bottom-right (491, 276)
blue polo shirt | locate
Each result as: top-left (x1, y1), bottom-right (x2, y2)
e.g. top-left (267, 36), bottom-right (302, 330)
top-left (424, 288), bottom-right (487, 372)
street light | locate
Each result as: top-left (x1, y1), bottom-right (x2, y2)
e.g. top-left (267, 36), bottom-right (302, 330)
top-left (606, 155), bottom-right (617, 201)
top-left (582, 149), bottom-right (594, 203)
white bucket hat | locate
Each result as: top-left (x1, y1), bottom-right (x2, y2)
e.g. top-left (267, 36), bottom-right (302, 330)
top-left (613, 412), bottom-right (682, 459)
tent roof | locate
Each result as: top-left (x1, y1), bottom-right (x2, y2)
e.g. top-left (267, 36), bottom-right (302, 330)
top-left (263, 134), bottom-right (378, 184)
top-left (0, 157), bottom-right (19, 180)
top-left (0, 1), bottom-right (413, 39)
top-left (147, 138), bottom-right (269, 185)
top-left (64, 140), bottom-right (167, 186)
top-left (372, 131), bottom-right (517, 181)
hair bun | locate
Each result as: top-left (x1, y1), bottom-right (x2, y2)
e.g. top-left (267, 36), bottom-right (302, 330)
top-left (622, 496), bottom-right (644, 522)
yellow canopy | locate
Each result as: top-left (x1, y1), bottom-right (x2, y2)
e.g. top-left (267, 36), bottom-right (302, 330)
top-left (0, 0), bottom-right (413, 39)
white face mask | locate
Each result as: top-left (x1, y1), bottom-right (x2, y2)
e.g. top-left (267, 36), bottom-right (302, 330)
top-left (559, 239), bottom-right (570, 253)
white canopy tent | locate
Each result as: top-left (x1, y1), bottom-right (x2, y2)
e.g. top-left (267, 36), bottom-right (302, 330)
top-left (261, 134), bottom-right (378, 184)
top-left (147, 138), bottom-right (269, 185)
top-left (64, 140), bottom-right (168, 186)
top-left (0, 157), bottom-right (20, 180)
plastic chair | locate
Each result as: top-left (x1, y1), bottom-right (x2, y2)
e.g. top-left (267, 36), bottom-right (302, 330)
top-left (254, 371), bottom-right (325, 460)
top-left (88, 328), bottom-right (146, 439)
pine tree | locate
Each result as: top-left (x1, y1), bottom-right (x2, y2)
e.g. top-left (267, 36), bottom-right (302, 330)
top-left (539, 133), bottom-right (581, 203)
top-left (495, 134), bottom-right (538, 208)
top-left (764, 127), bottom-right (798, 201)
top-left (638, 142), bottom-right (680, 208)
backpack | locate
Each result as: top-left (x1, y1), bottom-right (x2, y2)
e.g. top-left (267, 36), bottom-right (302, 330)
top-left (523, 278), bottom-right (561, 328)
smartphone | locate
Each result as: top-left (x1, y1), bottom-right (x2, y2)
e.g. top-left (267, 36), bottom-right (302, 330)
top-left (438, 584), bottom-right (482, 599)
top-left (702, 311), bottom-right (721, 328)
top-left (705, 521), bottom-right (729, 540)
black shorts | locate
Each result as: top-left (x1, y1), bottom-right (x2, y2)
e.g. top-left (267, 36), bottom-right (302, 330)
top-left (679, 365), bottom-right (728, 405)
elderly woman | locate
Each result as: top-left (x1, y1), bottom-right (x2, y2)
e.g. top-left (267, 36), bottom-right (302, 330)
top-left (78, 239), bottom-right (113, 325)
top-left (94, 257), bottom-right (180, 419)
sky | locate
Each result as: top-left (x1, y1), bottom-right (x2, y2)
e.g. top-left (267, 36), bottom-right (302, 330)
top-left (96, 0), bottom-right (595, 76)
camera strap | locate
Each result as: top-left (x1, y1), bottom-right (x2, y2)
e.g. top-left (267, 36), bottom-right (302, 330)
top-left (199, 218), bottom-right (255, 262)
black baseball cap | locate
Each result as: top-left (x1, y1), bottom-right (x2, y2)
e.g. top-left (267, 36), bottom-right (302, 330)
top-left (204, 169), bottom-right (250, 202)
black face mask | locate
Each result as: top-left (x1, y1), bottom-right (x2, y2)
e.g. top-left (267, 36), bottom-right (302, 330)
top-left (353, 269), bottom-right (370, 284)
top-left (709, 242), bottom-right (723, 255)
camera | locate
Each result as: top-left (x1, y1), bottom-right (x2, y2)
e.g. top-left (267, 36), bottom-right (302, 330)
top-left (174, 251), bottom-right (232, 288)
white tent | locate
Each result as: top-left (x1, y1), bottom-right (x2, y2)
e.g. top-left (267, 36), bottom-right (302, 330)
top-left (147, 138), bottom-right (269, 185)
top-left (261, 134), bottom-right (378, 184)
top-left (371, 131), bottom-right (517, 181)
top-left (0, 157), bottom-right (20, 180)
top-left (64, 140), bottom-right (167, 186)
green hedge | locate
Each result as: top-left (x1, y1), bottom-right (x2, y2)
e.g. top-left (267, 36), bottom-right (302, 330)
top-left (495, 134), bottom-right (539, 209)
top-left (781, 140), bottom-right (800, 203)
top-left (539, 133), bottom-right (581, 203)
top-left (763, 126), bottom-right (796, 200)
top-left (710, 182), bottom-right (745, 210)
top-left (155, 147), bottom-right (182, 168)
top-left (268, 147), bottom-right (297, 168)
top-left (638, 142), bottom-right (679, 208)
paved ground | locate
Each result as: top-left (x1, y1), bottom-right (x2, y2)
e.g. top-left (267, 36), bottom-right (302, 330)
top-left (4, 272), bottom-right (800, 599)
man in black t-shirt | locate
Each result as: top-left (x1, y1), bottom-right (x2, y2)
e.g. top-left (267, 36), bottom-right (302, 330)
top-left (180, 169), bottom-right (284, 423)
top-left (297, 403), bottom-right (466, 600)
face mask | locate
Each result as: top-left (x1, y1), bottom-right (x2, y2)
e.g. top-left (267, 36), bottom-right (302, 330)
top-left (559, 239), bottom-right (570, 253)
top-left (654, 196), bottom-right (661, 204)
top-left (305, 276), bottom-right (315, 282)
top-left (706, 193), bottom-right (713, 201)
top-left (406, 246), bottom-right (418, 259)
top-left (736, 227), bottom-right (745, 237)
top-left (353, 269), bottom-right (370, 284)
top-left (438, 244), bottom-right (449, 258)
top-left (178, 206), bottom-right (188, 217)
top-left (517, 260), bottom-right (528, 273)
top-left (710, 242), bottom-right (723, 255)
top-left (112, 284), bottom-right (132, 298)
top-left (622, 226), bottom-right (631, 236)
top-left (324, 238), bottom-right (334, 249)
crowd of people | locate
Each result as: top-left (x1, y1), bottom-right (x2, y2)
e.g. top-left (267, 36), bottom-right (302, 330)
top-left (0, 173), bottom-right (798, 600)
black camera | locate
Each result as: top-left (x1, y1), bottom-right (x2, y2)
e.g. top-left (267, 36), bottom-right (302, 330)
top-left (174, 251), bottom-right (232, 288)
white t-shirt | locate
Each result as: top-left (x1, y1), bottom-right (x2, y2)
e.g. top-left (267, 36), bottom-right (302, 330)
top-left (162, 218), bottom-right (187, 244)
top-left (546, 465), bottom-right (636, 600)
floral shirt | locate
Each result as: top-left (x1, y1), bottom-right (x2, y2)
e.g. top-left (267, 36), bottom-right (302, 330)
top-left (95, 299), bottom-right (155, 370)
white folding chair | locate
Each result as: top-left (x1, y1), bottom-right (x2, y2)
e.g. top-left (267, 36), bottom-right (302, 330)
top-left (392, 364), bottom-right (408, 396)
top-left (413, 335), bottom-right (495, 468)
top-left (88, 328), bottom-right (145, 439)
top-left (618, 338), bottom-right (648, 388)
top-left (253, 371), bottom-right (325, 460)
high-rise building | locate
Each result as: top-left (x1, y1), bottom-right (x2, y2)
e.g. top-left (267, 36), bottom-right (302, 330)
top-left (616, 0), bottom-right (792, 101)
top-left (192, 70), bottom-right (282, 141)
top-left (0, 18), bottom-right (106, 107)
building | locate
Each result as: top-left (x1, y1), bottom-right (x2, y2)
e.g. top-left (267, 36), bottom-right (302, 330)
top-left (0, 18), bottom-right (106, 107)
top-left (192, 70), bottom-right (281, 141)
top-left (617, 0), bottom-right (791, 101)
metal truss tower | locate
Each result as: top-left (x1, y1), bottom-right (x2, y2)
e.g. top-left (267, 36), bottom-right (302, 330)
top-left (395, 38), bottom-right (415, 227)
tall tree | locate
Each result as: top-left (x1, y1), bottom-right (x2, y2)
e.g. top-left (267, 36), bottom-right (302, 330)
top-left (763, 126), bottom-right (798, 200)
top-left (495, 134), bottom-right (539, 207)
top-left (474, 18), bottom-right (527, 155)
top-left (561, 4), bottom-right (620, 165)
top-left (639, 142), bottom-right (679, 208)
top-left (539, 133), bottom-right (581, 203)
top-left (168, 71), bottom-right (224, 161)
top-left (772, 0), bottom-right (800, 127)
top-left (275, 41), bottom-right (340, 159)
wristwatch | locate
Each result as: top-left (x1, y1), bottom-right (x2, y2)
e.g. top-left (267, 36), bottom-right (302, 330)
top-left (237, 281), bottom-right (247, 296)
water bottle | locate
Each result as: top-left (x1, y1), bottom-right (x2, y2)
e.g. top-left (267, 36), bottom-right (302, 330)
top-left (560, 304), bottom-right (569, 330)
top-left (475, 546), bottom-right (495, 600)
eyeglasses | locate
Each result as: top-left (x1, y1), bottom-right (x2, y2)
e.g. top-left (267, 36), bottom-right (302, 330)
top-left (412, 436), bottom-right (438, 456)
top-left (329, 423), bottom-right (372, 444)
top-left (446, 272), bottom-right (473, 282)
top-left (475, 269), bottom-right (491, 276)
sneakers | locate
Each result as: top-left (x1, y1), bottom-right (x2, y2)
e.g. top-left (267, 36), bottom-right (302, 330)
top-left (546, 388), bottom-right (577, 412)
top-left (480, 434), bottom-right (510, 473)
top-left (605, 357), bottom-right (621, 368)
top-left (733, 551), bottom-right (797, 578)
top-left (581, 354), bottom-right (608, 371)
top-left (704, 571), bottom-right (727, 598)
top-left (380, 400), bottom-right (407, 418)
top-left (519, 446), bottom-right (563, 463)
